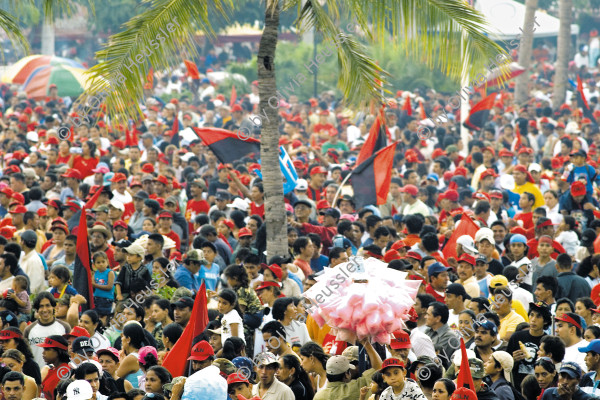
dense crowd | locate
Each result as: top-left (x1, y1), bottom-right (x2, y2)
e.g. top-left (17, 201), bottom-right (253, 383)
top-left (0, 43), bottom-right (598, 400)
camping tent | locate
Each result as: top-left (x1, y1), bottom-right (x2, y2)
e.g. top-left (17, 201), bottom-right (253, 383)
top-left (475, 0), bottom-right (579, 41)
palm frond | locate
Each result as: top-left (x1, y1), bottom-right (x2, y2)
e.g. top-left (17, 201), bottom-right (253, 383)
top-left (0, 8), bottom-right (30, 55)
top-left (295, 0), bottom-right (386, 105)
top-left (83, 0), bottom-right (232, 123)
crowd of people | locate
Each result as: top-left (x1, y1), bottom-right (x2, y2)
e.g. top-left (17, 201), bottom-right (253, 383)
top-left (0, 35), bottom-right (598, 400)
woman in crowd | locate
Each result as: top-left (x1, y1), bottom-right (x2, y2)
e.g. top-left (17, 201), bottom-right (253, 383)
top-left (97, 347), bottom-right (134, 393)
top-left (585, 325), bottom-right (600, 341)
top-left (39, 335), bottom-right (71, 400)
top-left (137, 346), bottom-right (158, 391)
top-left (79, 309), bottom-right (111, 351)
top-left (150, 299), bottom-right (173, 350)
top-left (2, 348), bottom-right (40, 400)
top-left (0, 327), bottom-right (42, 385)
top-left (221, 337), bottom-right (246, 361)
top-left (432, 378), bottom-right (456, 400)
top-left (534, 357), bottom-right (558, 394)
top-left (43, 224), bottom-right (68, 268)
top-left (161, 323), bottom-right (183, 352)
top-left (575, 297), bottom-right (596, 328)
top-left (278, 354), bottom-right (315, 400)
top-left (144, 366), bottom-right (172, 396)
top-left (152, 258), bottom-right (180, 294)
top-left (273, 297), bottom-right (311, 345)
top-left (299, 342), bottom-right (329, 393)
top-left (116, 323), bottom-right (146, 389)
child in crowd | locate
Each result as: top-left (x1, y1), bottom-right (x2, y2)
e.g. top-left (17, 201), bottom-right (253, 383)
top-left (9, 276), bottom-right (31, 332)
top-left (199, 242), bottom-right (220, 292)
top-left (555, 216), bottom-right (580, 257)
top-left (92, 252), bottom-right (115, 325)
top-left (216, 289), bottom-right (244, 354)
top-left (48, 265), bottom-right (78, 298)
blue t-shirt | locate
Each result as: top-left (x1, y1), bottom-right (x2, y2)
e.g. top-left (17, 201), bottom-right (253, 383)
top-left (49, 284), bottom-right (78, 298)
top-left (198, 263), bottom-right (220, 291)
top-left (310, 255), bottom-right (329, 273)
top-left (94, 269), bottom-right (114, 299)
top-left (174, 266), bottom-right (200, 291)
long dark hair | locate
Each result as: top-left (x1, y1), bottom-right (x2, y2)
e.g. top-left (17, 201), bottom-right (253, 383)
top-left (299, 342), bottom-right (329, 370)
top-left (221, 337), bottom-right (246, 361)
top-left (82, 310), bottom-right (104, 334)
top-left (281, 354), bottom-right (315, 400)
top-left (223, 264), bottom-right (250, 289)
top-left (1, 327), bottom-right (34, 360)
top-left (122, 323), bottom-right (146, 350)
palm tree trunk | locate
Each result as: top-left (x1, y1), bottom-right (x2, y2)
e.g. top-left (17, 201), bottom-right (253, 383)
top-left (514, 0), bottom-right (538, 105)
top-left (41, 19), bottom-right (55, 56)
top-left (258, 1), bottom-right (288, 258)
top-left (553, 0), bottom-right (572, 107)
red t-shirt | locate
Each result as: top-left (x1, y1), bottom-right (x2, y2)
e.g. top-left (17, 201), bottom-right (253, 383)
top-left (514, 212), bottom-right (533, 229)
top-left (72, 155), bottom-right (99, 178)
top-left (163, 230), bottom-right (181, 251)
top-left (426, 284), bottom-right (446, 302)
top-left (186, 199), bottom-right (210, 220)
top-left (250, 202), bottom-right (265, 218)
top-left (56, 155), bottom-right (71, 165)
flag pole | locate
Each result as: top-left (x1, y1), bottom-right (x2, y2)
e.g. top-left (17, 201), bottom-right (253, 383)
top-left (331, 170), bottom-right (354, 209)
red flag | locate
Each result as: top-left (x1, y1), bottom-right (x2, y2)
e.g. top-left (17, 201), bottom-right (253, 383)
top-left (402, 97), bottom-right (412, 116)
top-left (351, 143), bottom-right (396, 208)
top-left (464, 92), bottom-right (496, 131)
top-left (356, 112), bottom-right (389, 166)
top-left (442, 214), bottom-right (480, 260)
top-left (144, 68), bottom-right (154, 90)
top-left (125, 129), bottom-right (136, 147)
top-left (577, 75), bottom-right (594, 120)
top-left (512, 124), bottom-right (522, 152)
top-left (162, 283), bottom-right (209, 377)
top-left (85, 183), bottom-right (105, 210)
top-left (419, 101), bottom-right (427, 120)
top-left (230, 85), bottom-right (237, 107)
top-left (184, 60), bottom-right (200, 80)
top-left (456, 338), bottom-right (476, 391)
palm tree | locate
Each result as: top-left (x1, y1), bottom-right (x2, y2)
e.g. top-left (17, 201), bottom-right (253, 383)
top-left (553, 0), bottom-right (572, 107)
top-left (514, 0), bottom-right (538, 105)
top-left (84, 0), bottom-right (507, 256)
top-left (1, 0), bottom-right (85, 57)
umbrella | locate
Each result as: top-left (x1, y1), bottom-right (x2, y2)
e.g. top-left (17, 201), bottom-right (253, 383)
top-left (479, 62), bottom-right (525, 88)
top-left (2, 55), bottom-right (85, 84)
top-left (22, 65), bottom-right (91, 100)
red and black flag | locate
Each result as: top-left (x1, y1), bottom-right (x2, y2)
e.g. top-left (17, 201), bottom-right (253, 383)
top-left (464, 92), bottom-right (497, 130)
top-left (356, 111), bottom-right (389, 166)
top-left (184, 60), bottom-right (200, 80)
top-left (193, 127), bottom-right (260, 164)
top-left (351, 142), bottom-right (396, 209)
top-left (577, 75), bottom-right (594, 120)
top-left (72, 187), bottom-right (103, 312)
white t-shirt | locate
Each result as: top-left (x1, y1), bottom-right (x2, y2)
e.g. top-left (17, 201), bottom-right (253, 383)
top-left (25, 320), bottom-right (69, 367)
top-left (564, 339), bottom-right (589, 373)
top-left (284, 321), bottom-right (311, 346)
top-left (221, 309), bottom-right (244, 344)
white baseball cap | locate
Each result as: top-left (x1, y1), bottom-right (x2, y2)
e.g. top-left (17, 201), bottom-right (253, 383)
top-left (295, 179), bottom-right (308, 191)
top-left (26, 131), bottom-right (39, 143)
top-left (66, 380), bottom-right (93, 400)
top-left (457, 235), bottom-right (478, 255)
top-left (109, 199), bottom-right (125, 212)
top-left (475, 228), bottom-right (494, 244)
top-left (226, 197), bottom-right (249, 212)
top-left (326, 355), bottom-right (356, 375)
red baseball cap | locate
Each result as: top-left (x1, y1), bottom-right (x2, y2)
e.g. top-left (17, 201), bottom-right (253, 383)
top-left (9, 205), bottom-right (27, 214)
top-left (384, 250), bottom-right (401, 263)
top-left (255, 281), bottom-right (281, 291)
top-left (480, 169), bottom-right (498, 180)
top-left (187, 341), bottom-right (214, 361)
top-left (380, 358), bottom-right (405, 372)
top-left (571, 181), bottom-right (586, 197)
top-left (390, 331), bottom-right (411, 350)
top-left (238, 227), bottom-right (253, 238)
top-left (142, 163), bottom-right (155, 174)
top-left (391, 240), bottom-right (408, 251)
top-left (113, 220), bottom-right (128, 230)
top-left (406, 251), bottom-right (422, 261)
top-left (154, 175), bottom-right (169, 186)
top-left (63, 325), bottom-right (91, 339)
top-left (227, 373), bottom-right (249, 385)
top-left (451, 387), bottom-right (478, 400)
top-left (400, 185), bottom-right (418, 196)
top-left (158, 211), bottom-right (173, 219)
top-left (109, 173), bottom-right (127, 183)
top-left (310, 166), bottom-right (327, 176)
top-left (61, 169), bottom-right (82, 180)
top-left (458, 253), bottom-right (476, 266)
top-left (441, 190), bottom-right (459, 202)
top-left (264, 264), bottom-right (283, 280)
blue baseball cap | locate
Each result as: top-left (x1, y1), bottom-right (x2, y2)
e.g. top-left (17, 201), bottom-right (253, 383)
top-left (427, 173), bottom-right (439, 182)
top-left (579, 339), bottom-right (600, 354)
top-left (560, 361), bottom-right (582, 379)
top-left (427, 262), bottom-right (451, 277)
top-left (473, 319), bottom-right (498, 335)
top-left (509, 234), bottom-right (527, 244)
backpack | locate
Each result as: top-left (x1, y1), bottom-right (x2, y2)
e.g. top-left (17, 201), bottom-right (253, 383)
top-left (495, 379), bottom-right (527, 400)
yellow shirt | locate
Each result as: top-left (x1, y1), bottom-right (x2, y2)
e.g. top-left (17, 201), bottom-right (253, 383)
top-left (306, 314), bottom-right (330, 346)
top-left (499, 310), bottom-right (526, 340)
top-left (513, 182), bottom-right (545, 209)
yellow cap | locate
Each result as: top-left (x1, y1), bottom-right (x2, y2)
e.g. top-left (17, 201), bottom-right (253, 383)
top-left (489, 275), bottom-right (509, 288)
